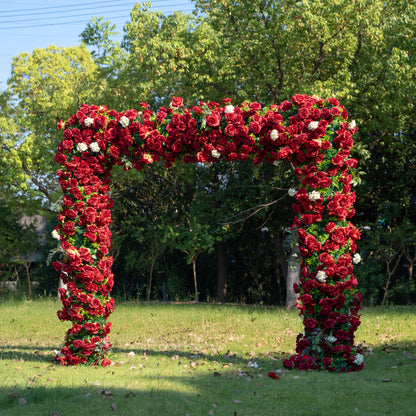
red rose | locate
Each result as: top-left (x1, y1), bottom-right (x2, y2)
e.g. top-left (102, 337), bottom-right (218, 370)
top-left (102, 358), bottom-right (112, 367)
top-left (297, 107), bottom-right (310, 119)
top-left (84, 322), bottom-right (101, 334)
top-left (277, 146), bottom-right (293, 160)
top-left (304, 318), bottom-right (318, 332)
top-left (267, 371), bottom-right (279, 380)
top-left (300, 294), bottom-right (314, 305)
top-left (170, 96), bottom-right (184, 108)
top-left (335, 330), bottom-right (349, 340)
top-left (249, 121), bottom-right (262, 134)
top-left (81, 207), bottom-right (97, 224)
top-left (206, 112), bottom-right (221, 127)
top-left (62, 221), bottom-right (75, 236)
top-left (337, 314), bottom-right (349, 324)
top-left (109, 145), bottom-right (119, 159)
top-left (89, 298), bottom-right (102, 309)
top-left (323, 319), bottom-right (336, 329)
top-left (249, 102), bottom-right (262, 112)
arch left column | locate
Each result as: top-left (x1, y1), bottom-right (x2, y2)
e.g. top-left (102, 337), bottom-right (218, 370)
top-left (53, 104), bottom-right (119, 366)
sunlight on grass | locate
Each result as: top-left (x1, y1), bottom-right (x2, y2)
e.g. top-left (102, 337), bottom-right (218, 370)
top-left (1, 299), bottom-right (415, 416)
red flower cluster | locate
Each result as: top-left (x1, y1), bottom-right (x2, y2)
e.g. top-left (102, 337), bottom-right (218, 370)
top-left (54, 95), bottom-right (362, 370)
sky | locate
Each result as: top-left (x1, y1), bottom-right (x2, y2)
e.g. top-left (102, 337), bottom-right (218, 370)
top-left (0, 0), bottom-right (196, 91)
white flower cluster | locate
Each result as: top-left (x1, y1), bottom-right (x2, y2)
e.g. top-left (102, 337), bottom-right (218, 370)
top-left (84, 117), bottom-right (94, 127)
top-left (89, 142), bottom-right (101, 153)
top-left (270, 129), bottom-right (279, 141)
top-left (120, 116), bottom-right (130, 128)
top-left (211, 149), bottom-right (221, 158)
top-left (308, 190), bottom-right (321, 201)
top-left (348, 120), bottom-right (356, 130)
top-left (224, 105), bottom-right (235, 114)
top-left (308, 121), bottom-right (319, 131)
top-left (288, 188), bottom-right (297, 197)
top-left (353, 253), bottom-right (362, 264)
top-left (51, 229), bottom-right (60, 240)
top-left (77, 142), bottom-right (88, 153)
top-left (326, 335), bottom-right (337, 344)
top-left (353, 353), bottom-right (364, 365)
top-left (316, 270), bottom-right (327, 283)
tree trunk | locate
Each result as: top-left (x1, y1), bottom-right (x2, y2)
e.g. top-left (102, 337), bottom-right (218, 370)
top-left (275, 232), bottom-right (288, 283)
top-left (147, 257), bottom-right (155, 301)
top-left (192, 256), bottom-right (199, 302)
top-left (24, 262), bottom-right (32, 299)
top-left (381, 249), bottom-right (403, 306)
top-left (58, 277), bottom-right (67, 301)
top-left (286, 243), bottom-right (300, 309)
top-left (216, 242), bottom-right (228, 303)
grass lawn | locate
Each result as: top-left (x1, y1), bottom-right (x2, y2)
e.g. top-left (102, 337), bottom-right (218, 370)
top-left (0, 299), bottom-right (415, 416)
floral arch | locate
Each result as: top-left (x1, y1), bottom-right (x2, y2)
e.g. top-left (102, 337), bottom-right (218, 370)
top-left (53, 94), bottom-right (363, 372)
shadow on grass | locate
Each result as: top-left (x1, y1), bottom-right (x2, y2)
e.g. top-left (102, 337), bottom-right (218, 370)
top-left (0, 342), bottom-right (286, 369)
top-left (1, 343), bottom-right (416, 416)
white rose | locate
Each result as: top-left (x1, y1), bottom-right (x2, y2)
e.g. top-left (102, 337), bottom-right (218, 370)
top-left (270, 129), bottom-right (279, 141)
top-left (84, 117), bottom-right (94, 127)
top-left (51, 229), bottom-right (60, 240)
top-left (288, 188), bottom-right (297, 197)
top-left (308, 121), bottom-right (319, 131)
top-left (316, 270), bottom-right (327, 283)
top-left (308, 191), bottom-right (321, 202)
top-left (326, 335), bottom-right (337, 344)
top-left (76, 142), bottom-right (88, 152)
top-left (353, 253), bottom-right (362, 264)
top-left (353, 353), bottom-right (364, 365)
top-left (89, 142), bottom-right (101, 153)
top-left (120, 116), bottom-right (130, 128)
top-left (211, 149), bottom-right (221, 159)
top-left (348, 120), bottom-right (356, 130)
top-left (224, 105), bottom-right (235, 114)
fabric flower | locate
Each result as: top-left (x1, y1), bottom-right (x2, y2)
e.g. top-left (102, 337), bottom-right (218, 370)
top-left (267, 371), bottom-right (279, 380)
top-left (288, 188), bottom-right (297, 197)
top-left (211, 149), bottom-right (221, 158)
top-left (348, 120), bottom-right (356, 130)
top-left (316, 270), bottom-right (327, 283)
top-left (224, 105), bottom-right (235, 113)
top-left (52, 229), bottom-right (60, 240)
top-left (308, 121), bottom-right (319, 131)
top-left (270, 129), bottom-right (279, 141)
top-left (170, 96), bottom-right (184, 108)
top-left (353, 353), bottom-right (364, 365)
top-left (89, 142), bottom-right (101, 153)
top-left (120, 116), bottom-right (130, 128)
top-left (326, 335), bottom-right (337, 344)
top-left (353, 253), bottom-right (361, 264)
top-left (84, 117), bottom-right (94, 127)
top-left (77, 142), bottom-right (88, 152)
top-left (308, 191), bottom-right (321, 201)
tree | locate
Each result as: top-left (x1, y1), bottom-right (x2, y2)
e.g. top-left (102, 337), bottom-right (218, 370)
top-left (0, 199), bottom-right (40, 297)
top-left (3, 45), bottom-right (99, 208)
top-left (115, 0), bottom-right (416, 304)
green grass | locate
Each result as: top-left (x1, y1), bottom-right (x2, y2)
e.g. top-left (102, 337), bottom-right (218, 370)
top-left (0, 299), bottom-right (415, 416)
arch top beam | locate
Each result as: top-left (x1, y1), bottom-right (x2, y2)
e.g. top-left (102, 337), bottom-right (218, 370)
top-left (53, 94), bottom-right (363, 371)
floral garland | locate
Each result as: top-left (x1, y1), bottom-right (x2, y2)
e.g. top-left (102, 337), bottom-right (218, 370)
top-left (53, 94), bottom-right (363, 371)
